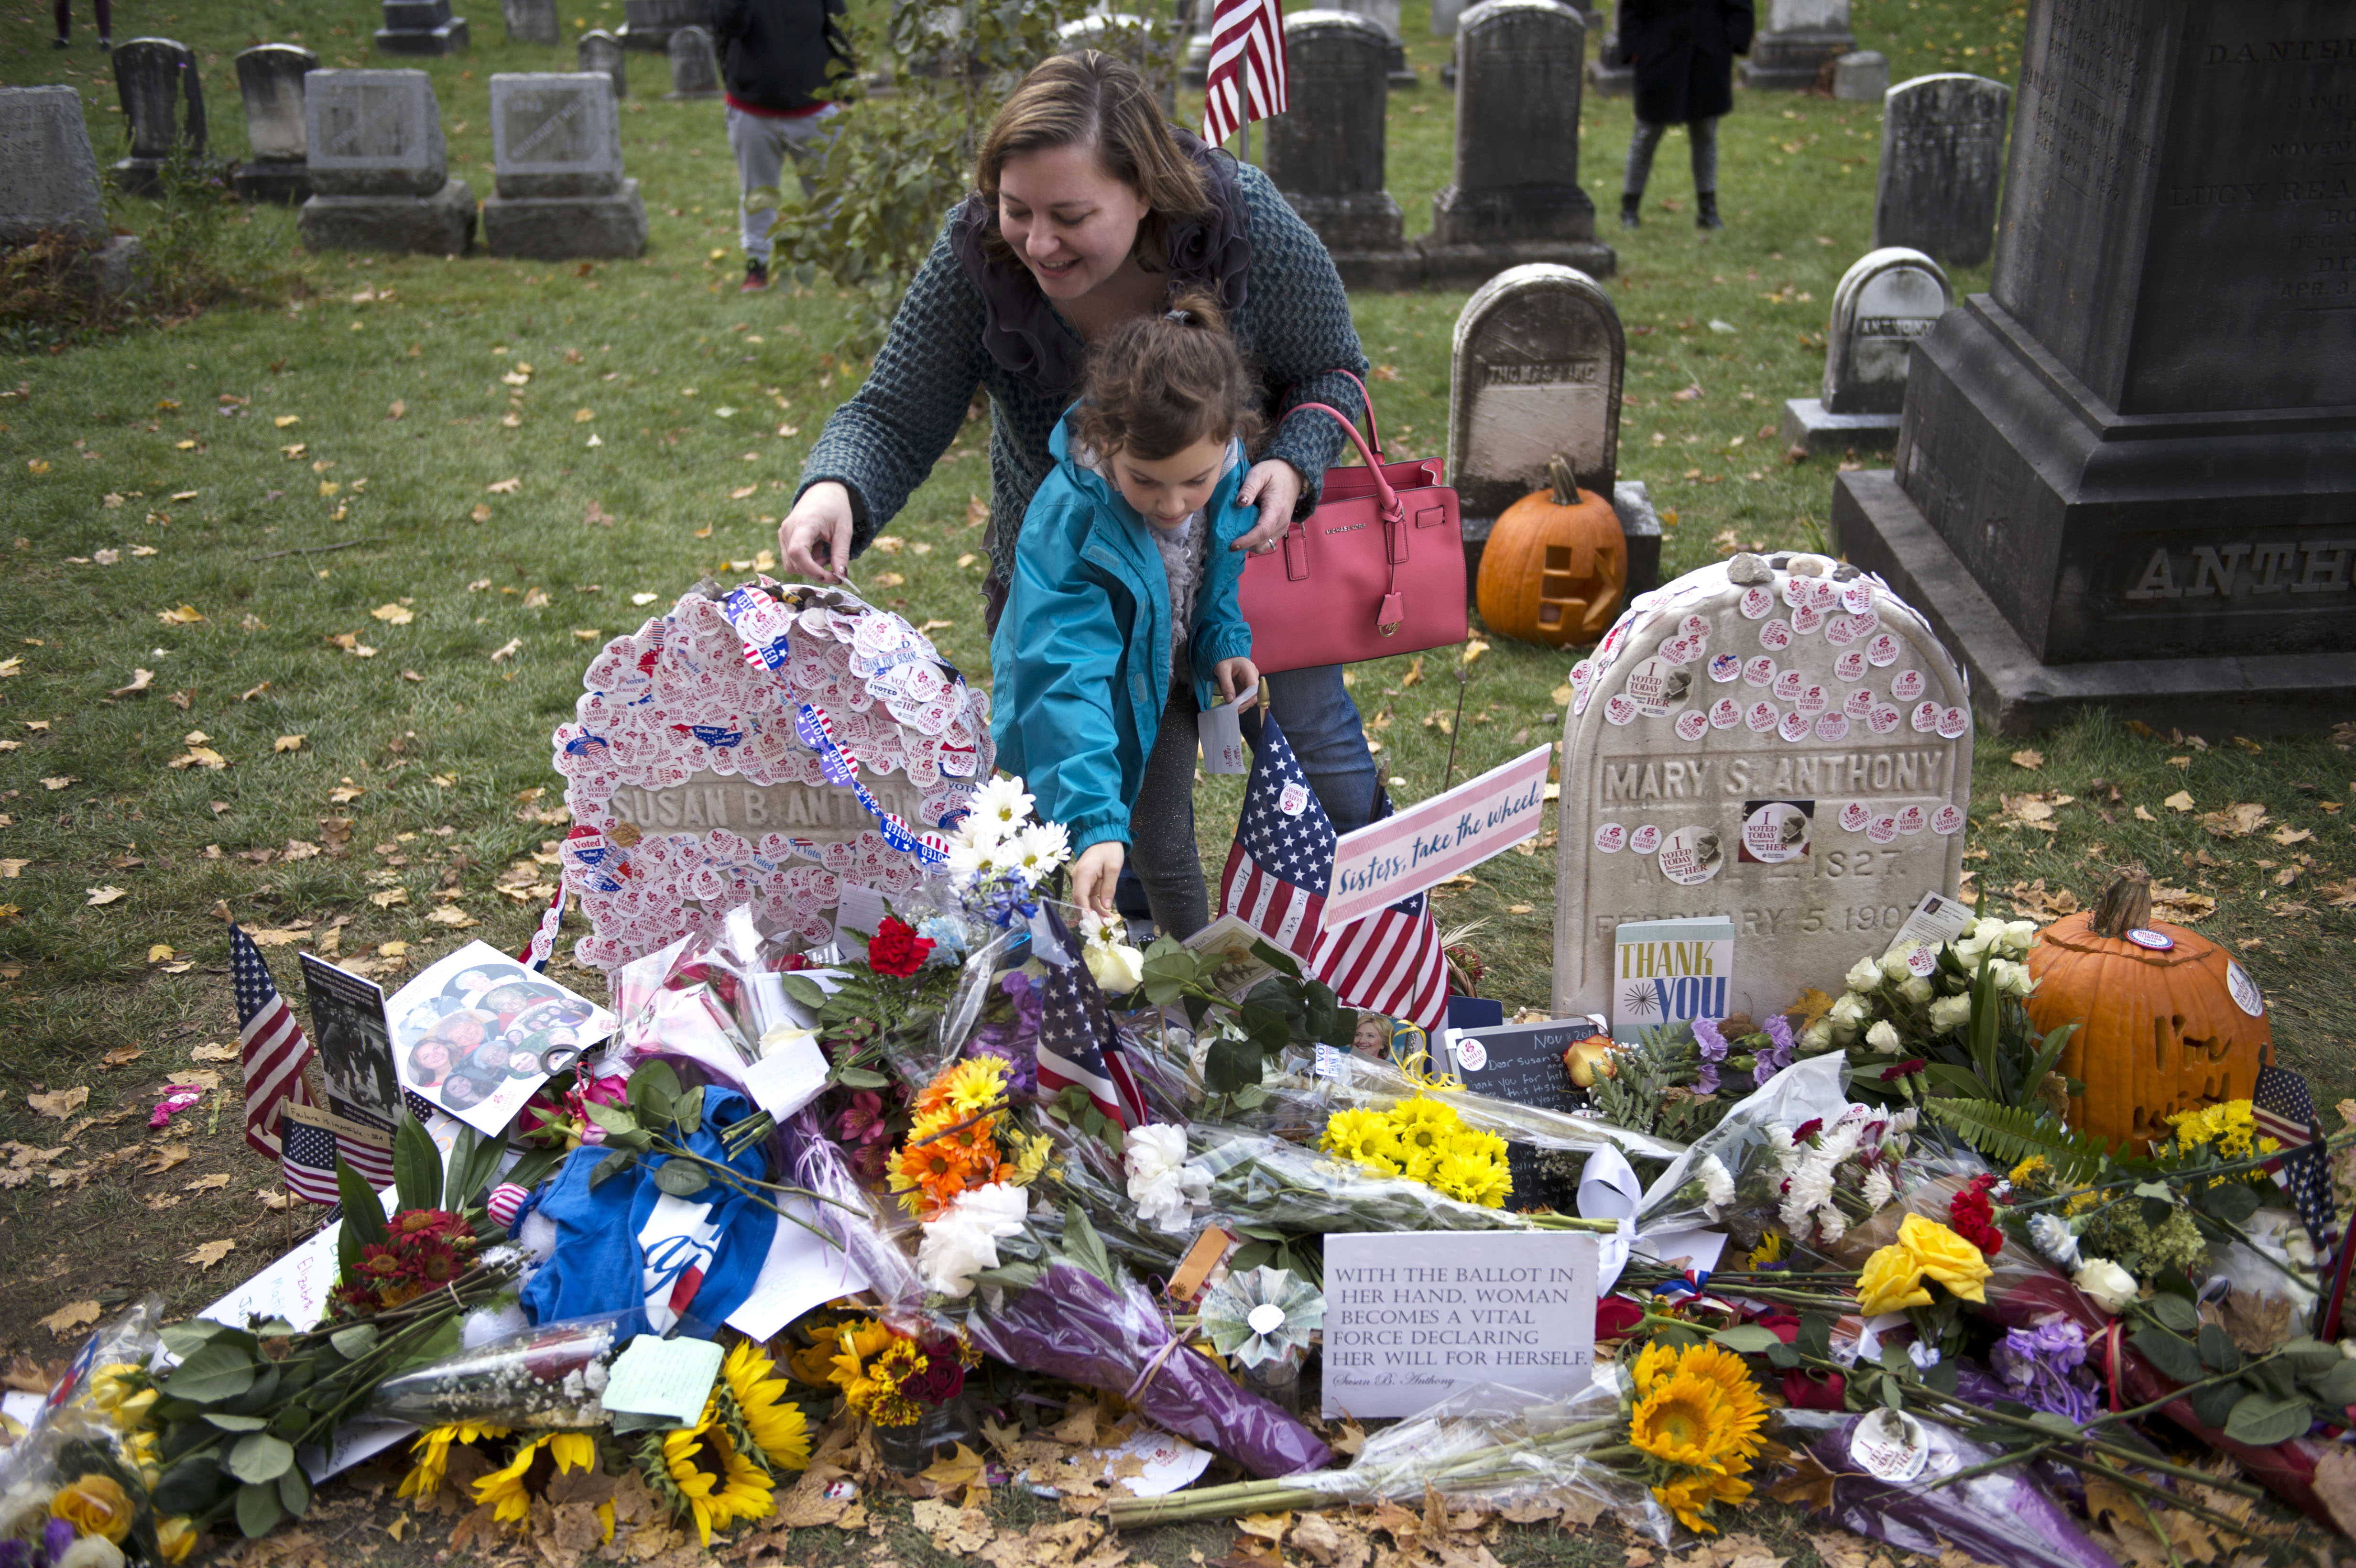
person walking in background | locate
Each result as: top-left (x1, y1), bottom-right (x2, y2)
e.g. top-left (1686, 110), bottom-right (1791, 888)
top-left (53, 0), bottom-right (111, 49)
top-left (1614, 0), bottom-right (1753, 230)
top-left (713, 0), bottom-right (852, 293)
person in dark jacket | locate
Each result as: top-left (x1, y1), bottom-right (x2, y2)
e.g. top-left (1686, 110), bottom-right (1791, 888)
top-left (1614, 0), bottom-right (1754, 230)
top-left (712, 0), bottom-right (853, 291)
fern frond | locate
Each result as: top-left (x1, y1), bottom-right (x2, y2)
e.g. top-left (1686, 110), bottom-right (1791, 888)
top-left (1925, 1098), bottom-right (2111, 1184)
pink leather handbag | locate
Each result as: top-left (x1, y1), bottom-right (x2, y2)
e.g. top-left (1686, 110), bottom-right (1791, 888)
top-left (1239, 376), bottom-right (1466, 673)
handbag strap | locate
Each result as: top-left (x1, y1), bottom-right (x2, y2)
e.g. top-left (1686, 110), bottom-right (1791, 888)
top-left (1295, 402), bottom-right (1402, 522)
top-left (1327, 368), bottom-right (1382, 461)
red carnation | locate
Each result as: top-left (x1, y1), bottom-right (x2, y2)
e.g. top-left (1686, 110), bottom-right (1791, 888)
top-left (866, 916), bottom-right (934, 978)
top-left (1880, 1058), bottom-right (1927, 1081)
top-left (1791, 1118), bottom-right (1825, 1144)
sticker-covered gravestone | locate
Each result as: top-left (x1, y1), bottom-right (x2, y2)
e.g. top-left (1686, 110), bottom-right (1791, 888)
top-left (1552, 553), bottom-right (1973, 1023)
top-left (1780, 247), bottom-right (1952, 455)
top-left (553, 582), bottom-right (993, 970)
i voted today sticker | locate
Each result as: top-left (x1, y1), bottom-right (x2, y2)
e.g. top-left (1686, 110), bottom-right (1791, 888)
top-left (1835, 649), bottom-right (1867, 682)
top-left (1676, 710), bottom-right (1710, 741)
top-left (1845, 687), bottom-right (1877, 719)
top-left (1710, 697), bottom-right (1742, 728)
top-left (1839, 801), bottom-right (1872, 832)
top-left (1825, 613), bottom-right (1861, 648)
top-left (1773, 669), bottom-right (1806, 703)
top-left (1866, 814), bottom-right (1900, 844)
top-left (1280, 780), bottom-right (1310, 817)
top-left (1606, 694), bottom-right (1640, 725)
top-left (1745, 655), bottom-right (1778, 687)
top-left (1759, 619), bottom-right (1794, 651)
top-left (1739, 586), bottom-right (1775, 620)
top-left (1593, 822), bottom-right (1627, 853)
top-left (1778, 710), bottom-right (1813, 743)
top-left (1932, 804), bottom-right (1965, 835)
top-left (1791, 604), bottom-right (1825, 636)
top-left (1867, 633), bottom-right (1902, 667)
top-left (1709, 653), bottom-right (1742, 683)
top-left (1869, 704), bottom-right (1903, 734)
top-left (2126, 928), bottom-right (2174, 951)
top-left (1453, 1037), bottom-right (1488, 1072)
top-left (1842, 579), bottom-right (1876, 615)
top-left (1912, 701), bottom-right (1942, 733)
top-left (1891, 668), bottom-right (1925, 701)
top-left (1746, 700), bottom-right (1780, 733)
top-left (1815, 713), bottom-right (1850, 742)
top-left (1629, 823), bottom-right (1663, 855)
top-left (1796, 683), bottom-right (1831, 716)
top-left (1937, 706), bottom-right (1971, 739)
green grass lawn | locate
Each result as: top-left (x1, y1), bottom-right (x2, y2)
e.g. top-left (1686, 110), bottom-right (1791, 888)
top-left (0, 0), bottom-right (2347, 1557)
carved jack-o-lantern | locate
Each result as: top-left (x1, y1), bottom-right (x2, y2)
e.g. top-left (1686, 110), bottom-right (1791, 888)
top-left (1475, 456), bottom-right (1625, 647)
top-left (2025, 869), bottom-right (2274, 1154)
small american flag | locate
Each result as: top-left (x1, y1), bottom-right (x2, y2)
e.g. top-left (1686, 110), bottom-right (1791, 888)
top-left (1035, 905), bottom-right (1149, 1128)
top-left (1219, 712), bottom-right (1450, 1033)
top-left (1201, 0), bottom-right (1288, 150)
top-left (232, 922), bottom-right (314, 1162)
top-left (2252, 1064), bottom-right (2336, 1254)
top-left (278, 1108), bottom-right (345, 1206)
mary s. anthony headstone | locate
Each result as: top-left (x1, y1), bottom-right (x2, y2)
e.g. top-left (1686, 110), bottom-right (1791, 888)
top-left (666, 25), bottom-right (722, 99)
top-left (110, 37), bottom-right (206, 198)
top-left (1552, 554), bottom-right (1973, 1022)
top-left (1266, 11), bottom-right (1417, 289)
top-left (1420, 0), bottom-right (1614, 288)
top-left (1741, 0), bottom-right (1854, 90)
top-left (580, 30), bottom-right (629, 98)
top-left (1832, 0), bottom-right (2356, 734)
top-left (1782, 248), bottom-right (1952, 454)
top-left (483, 74), bottom-right (647, 259)
top-left (1449, 265), bottom-right (1660, 603)
top-left (232, 44), bottom-right (317, 205)
top-left (376, 0), bottom-right (470, 54)
top-left (1872, 74), bottom-right (2010, 267)
top-left (504, 0), bottom-right (561, 46)
top-left (0, 85), bottom-right (144, 292)
top-left (622, 0), bottom-right (709, 51)
top-left (298, 70), bottom-right (475, 255)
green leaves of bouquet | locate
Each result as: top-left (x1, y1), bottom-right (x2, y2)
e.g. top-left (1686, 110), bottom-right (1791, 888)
top-left (578, 1060), bottom-right (844, 1242)
top-left (2125, 1292), bottom-right (2356, 1448)
top-left (1122, 936), bottom-right (1353, 1098)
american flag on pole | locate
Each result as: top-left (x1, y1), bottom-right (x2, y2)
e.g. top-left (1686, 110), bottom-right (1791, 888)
top-left (2252, 1064), bottom-right (2337, 1254)
top-left (277, 1110), bottom-right (345, 1206)
top-left (232, 922), bottom-right (314, 1162)
top-left (1035, 905), bottom-right (1150, 1129)
top-left (1201, 0), bottom-right (1288, 149)
top-left (1219, 711), bottom-right (1450, 1033)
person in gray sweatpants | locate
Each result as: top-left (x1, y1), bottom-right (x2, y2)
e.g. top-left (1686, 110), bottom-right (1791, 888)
top-left (713, 0), bottom-right (851, 291)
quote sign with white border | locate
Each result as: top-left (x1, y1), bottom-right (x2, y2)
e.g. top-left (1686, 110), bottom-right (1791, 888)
top-left (1323, 743), bottom-right (1552, 928)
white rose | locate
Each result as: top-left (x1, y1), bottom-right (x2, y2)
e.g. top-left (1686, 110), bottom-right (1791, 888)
top-left (2028, 1213), bottom-right (2081, 1270)
top-left (917, 1182), bottom-right (1030, 1298)
top-left (2002, 919), bottom-right (2041, 956)
top-left (2074, 1256), bottom-right (2139, 1315)
top-left (1899, 976), bottom-right (1934, 1005)
top-left (1847, 956), bottom-right (1886, 991)
top-left (1801, 1019), bottom-right (1834, 1052)
top-left (1866, 1019), bottom-right (1901, 1054)
top-left (1697, 1154), bottom-right (1735, 1213)
top-left (1928, 994), bottom-right (1974, 1033)
top-left (1085, 936), bottom-right (1145, 993)
top-left (57, 1542), bottom-right (126, 1568)
top-left (1829, 993), bottom-right (1870, 1028)
top-left (1125, 1122), bottom-right (1211, 1233)
top-left (1953, 926), bottom-right (1999, 964)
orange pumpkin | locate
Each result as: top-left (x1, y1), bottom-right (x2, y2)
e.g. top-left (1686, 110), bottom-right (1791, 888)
top-left (1475, 455), bottom-right (1625, 647)
top-left (2025, 869), bottom-right (2273, 1155)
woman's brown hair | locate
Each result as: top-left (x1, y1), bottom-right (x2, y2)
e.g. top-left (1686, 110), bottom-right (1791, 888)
top-left (1075, 288), bottom-right (1265, 462)
top-left (974, 51), bottom-right (1209, 271)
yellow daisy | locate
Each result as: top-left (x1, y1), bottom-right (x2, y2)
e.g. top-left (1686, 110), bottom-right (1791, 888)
top-left (1320, 1108), bottom-right (1396, 1164)
top-left (934, 1056), bottom-right (1011, 1115)
top-left (1387, 1096), bottom-right (1462, 1166)
top-left (1431, 1149), bottom-right (1512, 1209)
top-left (722, 1341), bottom-right (811, 1471)
top-left (661, 1413), bottom-right (774, 1547)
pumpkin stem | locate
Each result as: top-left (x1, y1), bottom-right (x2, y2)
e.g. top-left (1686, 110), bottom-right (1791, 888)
top-left (2090, 868), bottom-right (2153, 939)
top-left (1546, 454), bottom-right (1577, 507)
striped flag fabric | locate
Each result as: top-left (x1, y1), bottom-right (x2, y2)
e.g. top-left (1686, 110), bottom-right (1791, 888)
top-left (1201, 0), bottom-right (1288, 150)
top-left (1218, 711), bottom-right (1450, 1033)
top-left (516, 885), bottom-right (566, 973)
top-left (2252, 1064), bottom-right (2337, 1254)
top-left (277, 1109), bottom-right (345, 1206)
top-left (231, 922), bottom-right (314, 1162)
top-left (1035, 906), bottom-right (1150, 1129)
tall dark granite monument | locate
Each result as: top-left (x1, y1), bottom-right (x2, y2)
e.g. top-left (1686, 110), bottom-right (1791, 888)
top-left (1265, 10), bottom-right (1417, 290)
top-left (1832, 0), bottom-right (2356, 733)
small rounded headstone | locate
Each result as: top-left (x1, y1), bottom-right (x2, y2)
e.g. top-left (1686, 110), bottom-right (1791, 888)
top-left (1832, 50), bottom-right (1887, 102)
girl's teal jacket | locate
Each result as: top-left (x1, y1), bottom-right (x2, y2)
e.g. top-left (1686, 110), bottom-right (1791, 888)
top-left (988, 409), bottom-right (1257, 855)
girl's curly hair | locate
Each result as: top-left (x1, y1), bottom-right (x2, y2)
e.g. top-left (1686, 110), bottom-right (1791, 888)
top-left (1074, 288), bottom-right (1265, 462)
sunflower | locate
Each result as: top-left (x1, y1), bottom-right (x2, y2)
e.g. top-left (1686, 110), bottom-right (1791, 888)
top-left (1664, 1343), bottom-right (1768, 1457)
top-left (1629, 1371), bottom-right (1754, 1474)
top-left (1653, 1468), bottom-right (1753, 1534)
top-left (826, 1318), bottom-right (897, 1402)
top-left (472, 1432), bottom-right (598, 1526)
top-left (722, 1342), bottom-right (811, 1471)
top-left (659, 1411), bottom-right (774, 1547)
top-left (1745, 1232), bottom-right (1788, 1270)
top-left (1627, 1340), bottom-right (1680, 1399)
top-left (398, 1419), bottom-right (514, 1502)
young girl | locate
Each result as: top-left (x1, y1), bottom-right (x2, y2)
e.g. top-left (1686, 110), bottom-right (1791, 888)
top-left (989, 291), bottom-right (1262, 937)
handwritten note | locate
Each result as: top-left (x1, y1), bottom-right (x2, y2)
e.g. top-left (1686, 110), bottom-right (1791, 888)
top-left (1324, 744), bottom-right (1551, 928)
top-left (603, 1336), bottom-right (725, 1426)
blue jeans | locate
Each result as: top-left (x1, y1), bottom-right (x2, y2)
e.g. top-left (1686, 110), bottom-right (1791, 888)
top-left (1267, 663), bottom-right (1379, 835)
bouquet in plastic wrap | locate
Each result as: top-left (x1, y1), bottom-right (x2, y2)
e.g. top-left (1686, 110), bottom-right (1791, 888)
top-left (0, 1298), bottom-right (176, 1567)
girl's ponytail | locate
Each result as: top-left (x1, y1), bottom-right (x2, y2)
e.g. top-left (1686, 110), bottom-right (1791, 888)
top-left (1076, 288), bottom-right (1265, 462)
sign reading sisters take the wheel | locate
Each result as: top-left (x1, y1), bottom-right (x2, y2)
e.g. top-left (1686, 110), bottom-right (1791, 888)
top-left (1552, 555), bottom-right (1973, 1024)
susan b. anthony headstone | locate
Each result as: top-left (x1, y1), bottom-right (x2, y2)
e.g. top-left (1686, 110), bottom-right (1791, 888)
top-left (1872, 74), bottom-right (2010, 268)
top-left (299, 70), bottom-right (475, 255)
top-left (232, 44), bottom-right (317, 205)
top-left (1781, 247), bottom-right (1952, 454)
top-left (483, 73), bottom-right (647, 259)
top-left (1552, 554), bottom-right (1973, 1022)
top-left (504, 0), bottom-right (561, 46)
top-left (1448, 265), bottom-right (1661, 602)
top-left (666, 25), bottom-right (722, 99)
top-left (375, 0), bottom-right (471, 55)
top-left (111, 37), bottom-right (207, 198)
top-left (579, 30), bottom-right (629, 98)
top-left (1265, 11), bottom-right (1418, 290)
top-left (1420, 0), bottom-right (1614, 289)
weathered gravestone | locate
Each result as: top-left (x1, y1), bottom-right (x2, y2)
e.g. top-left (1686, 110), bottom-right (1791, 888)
top-left (298, 70), bottom-right (475, 255)
top-left (1054, 15), bottom-right (1175, 114)
top-left (0, 86), bottom-right (109, 246)
top-left (483, 73), bottom-right (647, 259)
top-left (1551, 554), bottom-right (1973, 1022)
top-left (1872, 74), bottom-right (2009, 267)
top-left (1449, 265), bottom-right (1660, 604)
top-left (1741, 0), bottom-right (1854, 91)
top-left (232, 45), bottom-right (317, 205)
top-left (579, 30), bottom-right (628, 98)
top-left (622, 0), bottom-right (709, 51)
top-left (111, 37), bottom-right (206, 198)
top-left (504, 0), bottom-right (561, 46)
top-left (1265, 11), bottom-right (1417, 289)
top-left (1832, 0), bottom-right (2356, 735)
top-left (666, 25), bottom-right (721, 99)
top-left (1781, 248), bottom-right (1952, 454)
top-left (1421, 0), bottom-right (1614, 287)
top-left (1333, 0), bottom-right (1416, 85)
top-left (1833, 49), bottom-right (1887, 102)
top-left (375, 0), bottom-right (470, 55)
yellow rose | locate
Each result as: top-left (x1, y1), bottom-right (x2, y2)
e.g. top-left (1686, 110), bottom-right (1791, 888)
top-left (50, 1473), bottom-right (135, 1544)
top-left (156, 1517), bottom-right (199, 1565)
top-left (1897, 1213), bottom-right (1991, 1304)
top-left (1856, 1243), bottom-right (1933, 1315)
